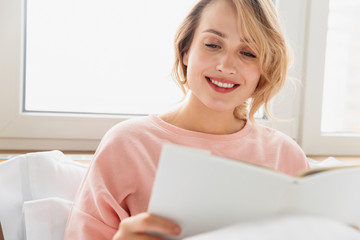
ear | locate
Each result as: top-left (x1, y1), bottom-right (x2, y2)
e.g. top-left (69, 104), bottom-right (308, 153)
top-left (182, 52), bottom-right (189, 66)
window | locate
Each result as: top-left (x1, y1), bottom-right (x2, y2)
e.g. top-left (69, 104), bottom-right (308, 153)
top-left (0, 0), bottom-right (313, 151)
top-left (0, 0), bottom-right (196, 150)
top-left (301, 0), bottom-right (360, 155)
top-left (24, 0), bottom-right (192, 115)
top-left (321, 0), bottom-right (360, 134)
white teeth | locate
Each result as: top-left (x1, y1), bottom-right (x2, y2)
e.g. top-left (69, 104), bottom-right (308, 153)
top-left (210, 79), bottom-right (235, 88)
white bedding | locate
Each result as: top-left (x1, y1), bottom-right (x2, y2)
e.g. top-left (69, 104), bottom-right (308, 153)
top-left (0, 152), bottom-right (358, 240)
top-left (184, 215), bottom-right (360, 240)
top-left (0, 151), bottom-right (87, 240)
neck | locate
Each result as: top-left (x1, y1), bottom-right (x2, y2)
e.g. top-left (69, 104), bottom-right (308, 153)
top-left (160, 92), bottom-right (246, 135)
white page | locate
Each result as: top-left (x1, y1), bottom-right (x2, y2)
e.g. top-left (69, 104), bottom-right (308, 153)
top-left (294, 168), bottom-right (360, 225)
top-left (148, 144), bottom-right (295, 239)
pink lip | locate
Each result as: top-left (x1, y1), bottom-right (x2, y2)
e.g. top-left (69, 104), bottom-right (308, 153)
top-left (205, 76), bottom-right (240, 94)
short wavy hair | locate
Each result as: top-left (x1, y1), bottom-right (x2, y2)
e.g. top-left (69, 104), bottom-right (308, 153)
top-left (172, 0), bottom-right (291, 122)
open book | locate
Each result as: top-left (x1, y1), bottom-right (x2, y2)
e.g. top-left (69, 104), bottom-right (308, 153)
top-left (148, 144), bottom-right (360, 240)
top-left (182, 215), bottom-right (360, 240)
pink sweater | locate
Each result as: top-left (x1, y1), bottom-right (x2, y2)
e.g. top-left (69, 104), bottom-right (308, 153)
top-left (64, 115), bottom-right (309, 239)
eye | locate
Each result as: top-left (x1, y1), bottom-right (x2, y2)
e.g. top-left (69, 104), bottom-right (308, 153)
top-left (205, 43), bottom-right (220, 49)
top-left (240, 51), bottom-right (256, 58)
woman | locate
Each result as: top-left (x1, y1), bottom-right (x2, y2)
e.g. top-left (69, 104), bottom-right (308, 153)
top-left (64, 0), bottom-right (309, 239)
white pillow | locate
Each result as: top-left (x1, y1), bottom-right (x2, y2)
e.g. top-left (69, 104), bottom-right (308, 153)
top-left (0, 155), bottom-right (26, 240)
top-left (23, 198), bottom-right (72, 240)
top-left (0, 151), bottom-right (88, 240)
top-left (26, 150), bottom-right (88, 201)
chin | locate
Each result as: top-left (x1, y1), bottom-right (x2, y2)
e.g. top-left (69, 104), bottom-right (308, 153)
top-left (205, 102), bottom-right (236, 114)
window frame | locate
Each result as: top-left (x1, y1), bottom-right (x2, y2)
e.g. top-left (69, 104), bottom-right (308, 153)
top-left (300, 0), bottom-right (360, 155)
top-left (1, 0), bottom-right (305, 151)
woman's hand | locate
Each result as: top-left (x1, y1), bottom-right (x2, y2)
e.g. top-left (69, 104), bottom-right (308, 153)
top-left (112, 212), bottom-right (182, 240)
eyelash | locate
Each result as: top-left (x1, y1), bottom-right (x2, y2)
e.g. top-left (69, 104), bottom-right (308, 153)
top-left (205, 43), bottom-right (220, 49)
top-left (204, 43), bottom-right (256, 59)
top-left (240, 51), bottom-right (256, 58)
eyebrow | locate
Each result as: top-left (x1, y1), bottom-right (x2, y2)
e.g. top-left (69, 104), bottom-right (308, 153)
top-left (202, 29), bottom-right (227, 38)
top-left (202, 28), bottom-right (250, 43)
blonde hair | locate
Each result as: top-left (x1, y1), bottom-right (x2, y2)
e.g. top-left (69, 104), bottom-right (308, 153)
top-left (172, 0), bottom-right (291, 122)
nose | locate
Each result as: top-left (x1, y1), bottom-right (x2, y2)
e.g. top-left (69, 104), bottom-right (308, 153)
top-left (216, 52), bottom-right (237, 75)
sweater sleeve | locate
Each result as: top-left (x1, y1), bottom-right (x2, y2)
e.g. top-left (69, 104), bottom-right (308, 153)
top-left (63, 127), bottom-right (137, 240)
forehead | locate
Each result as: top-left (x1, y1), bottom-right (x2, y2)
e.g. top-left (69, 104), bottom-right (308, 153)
top-left (197, 0), bottom-right (239, 34)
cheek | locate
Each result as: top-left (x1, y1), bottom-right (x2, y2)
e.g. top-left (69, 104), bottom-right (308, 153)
top-left (188, 53), bottom-right (206, 70)
top-left (186, 53), bottom-right (207, 80)
top-left (243, 66), bottom-right (261, 86)
top-left (186, 45), bottom-right (214, 70)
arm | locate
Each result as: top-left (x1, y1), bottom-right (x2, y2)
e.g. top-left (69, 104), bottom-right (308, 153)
top-left (64, 123), bottom-right (180, 239)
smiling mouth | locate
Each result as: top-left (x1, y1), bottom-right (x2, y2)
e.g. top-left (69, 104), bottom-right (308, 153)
top-left (206, 77), bottom-right (240, 89)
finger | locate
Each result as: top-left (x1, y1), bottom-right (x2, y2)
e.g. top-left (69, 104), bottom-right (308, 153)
top-left (137, 233), bottom-right (167, 240)
top-left (121, 212), bottom-right (181, 236)
top-left (350, 225), bottom-right (360, 231)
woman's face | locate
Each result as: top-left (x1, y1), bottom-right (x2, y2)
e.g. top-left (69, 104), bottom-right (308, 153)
top-left (183, 0), bottom-right (261, 114)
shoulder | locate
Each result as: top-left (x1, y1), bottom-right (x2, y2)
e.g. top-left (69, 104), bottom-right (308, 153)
top-left (92, 116), bottom-right (157, 162)
top-left (251, 123), bottom-right (300, 149)
top-left (89, 116), bottom-right (161, 177)
top-left (100, 116), bottom-right (157, 143)
top-left (250, 123), bottom-right (309, 175)
top-left (107, 115), bottom-right (155, 134)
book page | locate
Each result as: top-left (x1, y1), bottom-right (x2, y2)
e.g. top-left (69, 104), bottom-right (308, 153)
top-left (296, 164), bottom-right (360, 177)
top-left (293, 168), bottom-right (360, 226)
top-left (148, 144), bottom-right (296, 239)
